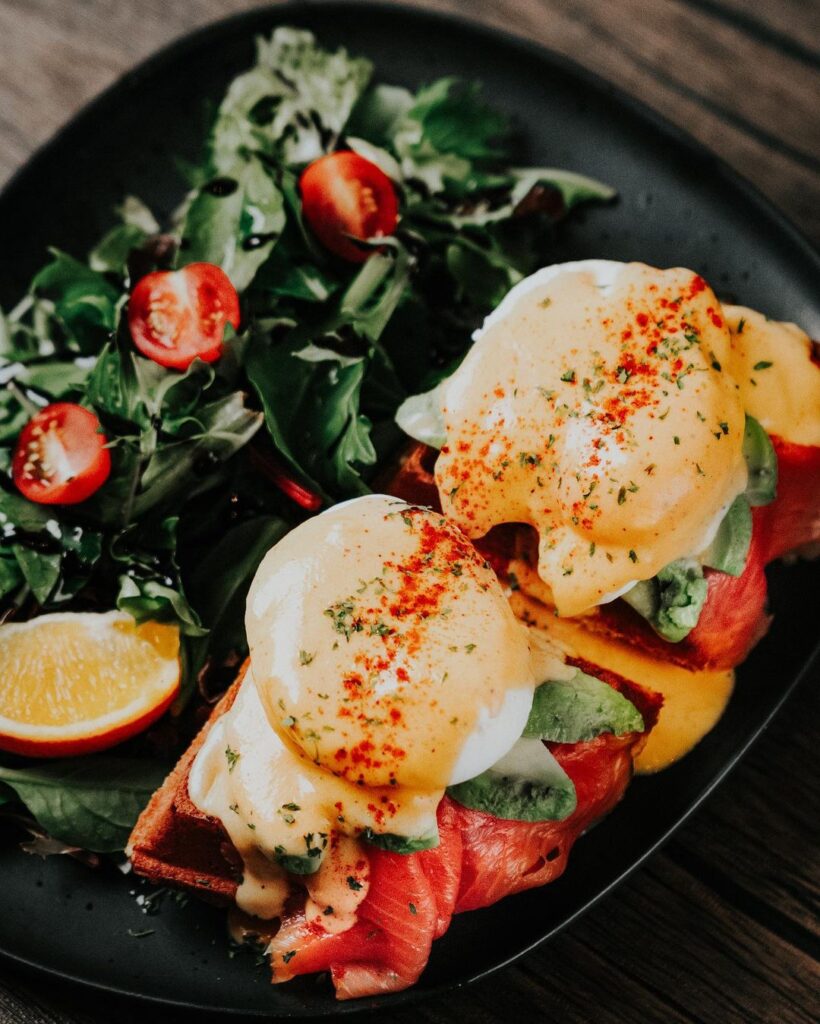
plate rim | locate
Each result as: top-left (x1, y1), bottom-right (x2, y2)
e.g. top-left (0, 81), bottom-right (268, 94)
top-left (0, 1), bottom-right (817, 1016)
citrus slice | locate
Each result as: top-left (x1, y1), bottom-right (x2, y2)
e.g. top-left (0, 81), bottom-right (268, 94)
top-left (0, 611), bottom-right (180, 757)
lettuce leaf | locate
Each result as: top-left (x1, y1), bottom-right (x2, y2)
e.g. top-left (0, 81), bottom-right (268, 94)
top-left (210, 28), bottom-right (372, 170)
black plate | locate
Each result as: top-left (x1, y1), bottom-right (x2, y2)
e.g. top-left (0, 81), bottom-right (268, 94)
top-left (0, 2), bottom-right (817, 1017)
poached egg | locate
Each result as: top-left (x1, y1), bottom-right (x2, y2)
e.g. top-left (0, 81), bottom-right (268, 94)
top-left (435, 260), bottom-right (749, 615)
top-left (188, 495), bottom-right (537, 922)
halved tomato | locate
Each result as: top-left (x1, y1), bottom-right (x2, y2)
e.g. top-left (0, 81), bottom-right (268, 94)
top-left (300, 151), bottom-right (399, 262)
top-left (128, 262), bottom-right (240, 369)
top-left (12, 402), bottom-right (111, 505)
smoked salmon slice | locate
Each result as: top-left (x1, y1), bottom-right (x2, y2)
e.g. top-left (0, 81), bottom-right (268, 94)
top-left (268, 843), bottom-right (437, 998)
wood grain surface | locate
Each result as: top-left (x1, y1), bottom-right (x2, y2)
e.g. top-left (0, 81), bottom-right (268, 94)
top-left (0, 1), bottom-right (818, 1022)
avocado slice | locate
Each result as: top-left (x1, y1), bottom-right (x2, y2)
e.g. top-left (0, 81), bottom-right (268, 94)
top-left (622, 559), bottom-right (709, 643)
top-left (524, 669), bottom-right (644, 742)
top-left (447, 738), bottom-right (577, 822)
top-left (362, 827), bottom-right (440, 854)
top-left (702, 494), bottom-right (752, 576)
top-left (743, 415), bottom-right (777, 506)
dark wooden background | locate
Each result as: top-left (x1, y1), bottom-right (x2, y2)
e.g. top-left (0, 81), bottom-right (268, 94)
top-left (0, 1), bottom-right (818, 1021)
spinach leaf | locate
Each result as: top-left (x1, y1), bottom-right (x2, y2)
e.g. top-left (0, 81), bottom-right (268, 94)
top-left (0, 757), bottom-right (169, 852)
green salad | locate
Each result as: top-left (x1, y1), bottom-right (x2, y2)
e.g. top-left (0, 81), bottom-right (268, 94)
top-left (0, 28), bottom-right (612, 852)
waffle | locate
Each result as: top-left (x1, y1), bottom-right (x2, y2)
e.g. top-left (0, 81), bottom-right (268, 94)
top-left (127, 665), bottom-right (247, 904)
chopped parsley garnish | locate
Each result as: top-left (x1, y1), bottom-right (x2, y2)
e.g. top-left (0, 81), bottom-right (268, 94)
top-left (408, 902), bottom-right (417, 915)
top-left (753, 360), bottom-right (773, 371)
top-left (325, 599), bottom-right (361, 640)
top-left (347, 876), bottom-right (363, 891)
top-left (560, 369), bottom-right (576, 383)
top-left (518, 451), bottom-right (542, 467)
top-left (737, 318), bottom-right (746, 334)
top-left (628, 549), bottom-right (638, 562)
top-left (282, 950), bottom-right (296, 964)
top-left (225, 746), bottom-right (240, 773)
top-left (299, 649), bottom-right (314, 666)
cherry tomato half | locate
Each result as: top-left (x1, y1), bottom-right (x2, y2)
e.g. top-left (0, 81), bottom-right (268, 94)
top-left (12, 403), bottom-right (111, 505)
top-left (127, 262), bottom-right (240, 370)
top-left (299, 151), bottom-right (399, 263)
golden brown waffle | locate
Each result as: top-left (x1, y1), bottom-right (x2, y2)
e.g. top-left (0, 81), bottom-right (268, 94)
top-left (127, 665), bottom-right (247, 903)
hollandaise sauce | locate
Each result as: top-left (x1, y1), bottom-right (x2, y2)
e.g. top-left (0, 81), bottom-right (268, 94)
top-left (511, 591), bottom-right (734, 773)
top-left (436, 261), bottom-right (749, 616)
top-left (724, 305), bottom-right (820, 447)
top-left (188, 495), bottom-right (536, 921)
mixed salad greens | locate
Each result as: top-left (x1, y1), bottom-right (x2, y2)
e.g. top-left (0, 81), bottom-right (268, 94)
top-left (0, 29), bottom-right (612, 851)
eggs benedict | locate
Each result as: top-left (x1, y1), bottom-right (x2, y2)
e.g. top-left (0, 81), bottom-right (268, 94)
top-left (187, 494), bottom-right (539, 921)
top-left (434, 260), bottom-right (748, 617)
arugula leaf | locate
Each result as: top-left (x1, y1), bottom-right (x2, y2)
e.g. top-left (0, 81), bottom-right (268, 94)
top-left (11, 546), bottom-right (61, 603)
top-left (247, 245), bottom-right (410, 499)
top-left (422, 166), bottom-right (615, 228)
top-left (30, 251), bottom-right (120, 355)
top-left (131, 392), bottom-right (263, 518)
top-left (89, 197), bottom-right (159, 276)
top-left (0, 757), bottom-right (169, 852)
top-left (347, 83), bottom-right (414, 147)
top-left (210, 28), bottom-right (372, 170)
top-left (523, 670), bottom-right (644, 742)
top-left (187, 514), bottom-right (291, 659)
top-left (391, 78), bottom-right (509, 191)
top-left (177, 156), bottom-right (286, 291)
top-left (445, 236), bottom-right (522, 309)
top-left (0, 551), bottom-right (24, 600)
top-left (0, 490), bottom-right (103, 607)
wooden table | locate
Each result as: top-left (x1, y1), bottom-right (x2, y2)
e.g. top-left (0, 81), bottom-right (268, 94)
top-left (0, 1), bottom-right (817, 1021)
